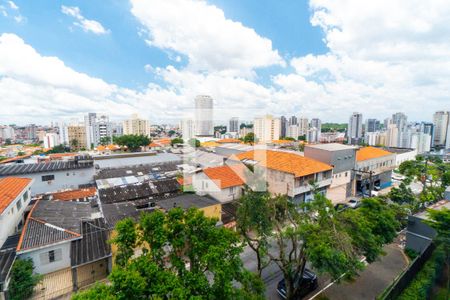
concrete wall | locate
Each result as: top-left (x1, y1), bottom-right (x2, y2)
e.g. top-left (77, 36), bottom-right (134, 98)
top-left (19, 241), bottom-right (72, 274)
top-left (304, 147), bottom-right (356, 173)
top-left (0, 168), bottom-right (95, 195)
top-left (0, 184), bottom-right (32, 247)
top-left (193, 172), bottom-right (243, 203)
top-left (395, 149), bottom-right (417, 166)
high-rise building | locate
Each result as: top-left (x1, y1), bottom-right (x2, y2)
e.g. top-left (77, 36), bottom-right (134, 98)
top-left (123, 114), bottom-right (151, 136)
top-left (347, 112), bottom-right (363, 144)
top-left (289, 116), bottom-right (298, 126)
top-left (391, 112), bottom-right (408, 147)
top-left (411, 132), bottom-right (431, 154)
top-left (298, 117), bottom-right (309, 137)
top-left (420, 122), bottom-right (434, 147)
top-left (280, 116), bottom-right (287, 138)
top-left (254, 115), bottom-right (280, 142)
top-left (307, 128), bottom-right (320, 143)
top-left (432, 111), bottom-right (449, 147)
top-left (365, 119), bottom-right (380, 133)
top-left (194, 95), bottom-right (214, 137)
top-left (180, 119), bottom-right (195, 141)
top-left (287, 125), bottom-right (300, 139)
top-left (84, 112), bottom-right (97, 149)
top-left (229, 117), bottom-right (239, 133)
top-left (43, 133), bottom-right (60, 149)
top-left (67, 125), bottom-right (87, 150)
top-left (386, 124), bottom-right (399, 147)
top-left (93, 115), bottom-right (113, 146)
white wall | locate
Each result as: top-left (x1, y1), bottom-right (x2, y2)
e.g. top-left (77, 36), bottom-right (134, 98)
top-left (395, 149), bottom-right (417, 166)
top-left (0, 168), bottom-right (95, 195)
top-left (19, 242), bottom-right (72, 275)
top-left (0, 185), bottom-right (31, 247)
top-left (193, 172), bottom-right (243, 203)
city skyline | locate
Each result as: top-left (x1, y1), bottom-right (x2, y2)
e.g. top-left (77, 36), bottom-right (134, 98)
top-left (1, 0), bottom-right (450, 124)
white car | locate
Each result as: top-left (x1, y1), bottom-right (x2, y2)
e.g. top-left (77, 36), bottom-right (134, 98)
top-left (347, 199), bottom-right (361, 208)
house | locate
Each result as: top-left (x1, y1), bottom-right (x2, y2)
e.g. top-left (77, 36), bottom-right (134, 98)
top-left (193, 165), bottom-right (245, 203)
top-left (235, 150), bottom-right (333, 203)
top-left (304, 143), bottom-right (357, 203)
top-left (355, 147), bottom-right (396, 193)
top-left (50, 187), bottom-right (97, 202)
top-left (16, 200), bottom-right (111, 296)
top-left (406, 200), bottom-right (450, 254)
top-left (381, 147), bottom-right (417, 167)
top-left (0, 177), bottom-right (33, 248)
top-left (158, 194), bottom-right (222, 221)
top-left (0, 155), bottom-right (95, 195)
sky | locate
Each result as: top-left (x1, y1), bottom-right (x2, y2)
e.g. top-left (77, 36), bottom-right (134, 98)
top-left (0, 0), bottom-right (449, 125)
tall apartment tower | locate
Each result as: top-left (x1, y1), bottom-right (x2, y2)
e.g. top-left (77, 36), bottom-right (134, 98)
top-left (194, 95), bottom-right (214, 137)
top-left (365, 119), bottom-right (380, 133)
top-left (84, 112), bottom-right (97, 149)
top-left (123, 114), bottom-right (151, 136)
top-left (392, 112), bottom-right (408, 147)
top-left (298, 117), bottom-right (309, 136)
top-left (254, 115), bottom-right (280, 143)
top-left (433, 111), bottom-right (449, 147)
top-left (229, 117), bottom-right (239, 133)
top-left (348, 112), bottom-right (363, 144)
top-left (93, 115), bottom-right (113, 146)
top-left (280, 116), bottom-right (287, 138)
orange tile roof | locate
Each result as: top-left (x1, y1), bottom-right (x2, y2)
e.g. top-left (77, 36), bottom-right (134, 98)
top-left (203, 165), bottom-right (245, 189)
top-left (155, 139), bottom-right (171, 146)
top-left (217, 138), bottom-right (241, 144)
top-left (201, 141), bottom-right (220, 147)
top-left (149, 142), bottom-right (162, 148)
top-left (0, 154), bottom-right (31, 164)
top-left (51, 187), bottom-right (97, 201)
top-left (96, 145), bottom-right (106, 151)
top-left (177, 176), bottom-right (193, 186)
top-left (236, 150), bottom-right (332, 177)
top-left (0, 177), bottom-right (32, 214)
top-left (48, 153), bottom-right (76, 159)
top-left (356, 147), bottom-right (393, 162)
top-left (271, 140), bottom-right (294, 144)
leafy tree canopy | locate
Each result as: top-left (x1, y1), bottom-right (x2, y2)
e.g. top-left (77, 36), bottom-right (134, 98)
top-left (9, 259), bottom-right (42, 300)
top-left (171, 137), bottom-right (184, 146)
top-left (113, 134), bottom-right (151, 152)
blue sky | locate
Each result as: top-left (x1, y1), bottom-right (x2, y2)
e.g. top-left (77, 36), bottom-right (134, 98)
top-left (0, 0), bottom-right (448, 124)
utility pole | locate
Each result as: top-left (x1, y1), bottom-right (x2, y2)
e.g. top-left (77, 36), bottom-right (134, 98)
top-left (353, 169), bottom-right (375, 197)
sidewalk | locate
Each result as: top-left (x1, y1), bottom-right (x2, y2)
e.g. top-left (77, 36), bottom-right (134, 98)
top-left (319, 243), bottom-right (408, 300)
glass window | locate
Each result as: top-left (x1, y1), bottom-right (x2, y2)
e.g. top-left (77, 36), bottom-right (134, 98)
top-left (49, 250), bottom-right (55, 263)
top-left (16, 200), bottom-right (22, 210)
top-left (42, 175), bottom-right (55, 181)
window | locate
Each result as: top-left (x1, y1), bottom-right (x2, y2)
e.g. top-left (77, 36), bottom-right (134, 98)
top-left (42, 175), bottom-right (55, 182)
top-left (16, 200), bottom-right (22, 210)
top-left (49, 250), bottom-right (55, 262)
top-left (23, 191), bottom-right (29, 202)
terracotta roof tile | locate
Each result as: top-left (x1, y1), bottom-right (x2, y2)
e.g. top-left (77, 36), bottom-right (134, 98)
top-left (203, 165), bottom-right (245, 189)
top-left (0, 177), bottom-right (32, 214)
top-left (0, 155), bottom-right (31, 164)
top-left (217, 138), bottom-right (241, 144)
top-left (356, 147), bottom-right (393, 162)
top-left (236, 150), bottom-right (332, 177)
top-left (51, 187), bottom-right (96, 201)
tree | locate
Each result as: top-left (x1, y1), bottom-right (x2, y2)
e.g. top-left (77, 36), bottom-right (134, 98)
top-left (424, 208), bottom-right (450, 291)
top-left (9, 259), bottom-right (42, 300)
top-left (5, 138), bottom-right (12, 145)
top-left (99, 136), bottom-right (112, 145)
top-left (388, 181), bottom-right (416, 204)
top-left (113, 134), bottom-right (151, 152)
top-left (171, 137), bottom-right (184, 146)
top-left (243, 133), bottom-right (257, 145)
top-left (297, 135), bottom-right (306, 141)
top-left (17, 151), bottom-right (25, 156)
top-left (70, 139), bottom-right (79, 149)
top-left (188, 138), bottom-right (200, 148)
top-left (237, 190), bottom-right (272, 276)
top-left (76, 208), bottom-right (264, 299)
top-left (168, 130), bottom-right (176, 136)
top-left (283, 137), bottom-right (295, 141)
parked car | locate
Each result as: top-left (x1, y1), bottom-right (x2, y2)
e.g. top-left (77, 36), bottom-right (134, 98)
top-left (334, 203), bottom-right (350, 212)
top-left (348, 198), bottom-right (361, 208)
top-left (277, 269), bottom-right (318, 299)
top-left (374, 185), bottom-right (381, 191)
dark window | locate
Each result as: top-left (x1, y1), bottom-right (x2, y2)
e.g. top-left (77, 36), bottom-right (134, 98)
top-left (42, 175), bottom-right (55, 182)
top-left (49, 250), bottom-right (55, 262)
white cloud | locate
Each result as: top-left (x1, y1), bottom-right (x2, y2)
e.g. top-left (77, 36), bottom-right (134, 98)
top-left (130, 0), bottom-right (284, 77)
top-left (7, 1), bottom-right (18, 10)
top-left (61, 5), bottom-right (108, 35)
top-left (1, 0), bottom-right (24, 23)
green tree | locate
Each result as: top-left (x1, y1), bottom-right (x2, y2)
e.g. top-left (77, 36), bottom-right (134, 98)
top-left (70, 139), bottom-right (79, 150)
top-left (297, 135), bottom-right (306, 141)
top-left (188, 138), bottom-right (201, 148)
top-left (243, 132), bottom-right (257, 145)
top-left (9, 259), bottom-right (42, 300)
top-left (17, 151), bottom-right (25, 156)
top-left (170, 137), bottom-right (184, 146)
top-left (99, 136), bottom-right (112, 145)
top-left (388, 181), bottom-right (416, 204)
top-left (5, 138), bottom-right (12, 145)
top-left (113, 134), bottom-right (151, 152)
top-left (47, 144), bottom-right (68, 153)
top-left (424, 208), bottom-right (450, 292)
top-left (283, 137), bottom-right (295, 141)
top-left (168, 130), bottom-right (176, 136)
top-left (77, 208), bottom-right (264, 299)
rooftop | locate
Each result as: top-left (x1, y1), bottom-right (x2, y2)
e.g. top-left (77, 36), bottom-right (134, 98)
top-left (236, 150), bottom-right (332, 177)
top-left (356, 146), bottom-right (393, 162)
top-left (102, 200), bottom-right (157, 227)
top-left (0, 248), bottom-right (15, 284)
top-left (415, 200), bottom-right (450, 220)
top-left (158, 194), bottom-right (220, 211)
top-left (217, 138), bottom-right (241, 144)
top-left (94, 152), bottom-right (180, 169)
top-left (51, 187), bottom-right (96, 201)
top-left (0, 160), bottom-right (94, 176)
top-left (203, 165), bottom-right (245, 189)
top-left (306, 143), bottom-right (358, 151)
top-left (0, 177), bottom-right (32, 214)
top-left (0, 154), bottom-right (32, 164)
top-left (95, 161), bottom-right (180, 180)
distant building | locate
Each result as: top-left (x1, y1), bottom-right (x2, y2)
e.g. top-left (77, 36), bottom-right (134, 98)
top-left (348, 112), bottom-right (363, 144)
top-left (123, 113), bottom-right (151, 136)
top-left (43, 132), bottom-right (60, 149)
top-left (305, 144), bottom-right (357, 203)
top-left (289, 116), bottom-right (298, 126)
top-left (280, 116), bottom-right (287, 138)
top-left (355, 147), bottom-right (395, 193)
top-left (309, 118), bottom-right (321, 143)
top-left (68, 125), bottom-right (87, 150)
top-left (180, 119), bottom-right (195, 141)
top-left (432, 111), bottom-right (449, 147)
top-left (93, 115), bottom-right (113, 147)
top-left (411, 132), bottom-right (431, 154)
top-left (298, 117), bottom-right (309, 137)
top-left (229, 117), bottom-right (239, 133)
top-left (84, 112), bottom-right (97, 149)
top-left (365, 118), bottom-right (380, 133)
top-left (287, 124), bottom-right (300, 139)
top-left (254, 115), bottom-right (280, 142)
top-left (386, 124), bottom-right (399, 147)
top-left (58, 123), bottom-right (70, 146)
top-left (195, 95), bottom-right (214, 137)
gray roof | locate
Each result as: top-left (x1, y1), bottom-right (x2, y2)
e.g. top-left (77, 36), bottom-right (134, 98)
top-left (0, 160), bottom-right (93, 176)
top-left (158, 194), bottom-right (219, 211)
top-left (102, 201), bottom-right (157, 227)
top-left (71, 218), bottom-right (111, 266)
top-left (94, 161), bottom-right (181, 180)
top-left (306, 143), bottom-right (357, 151)
top-left (0, 234), bottom-right (20, 251)
top-left (18, 218), bottom-right (79, 251)
top-left (0, 249), bottom-right (15, 284)
top-left (181, 150), bottom-right (225, 168)
top-left (94, 153), bottom-right (181, 169)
